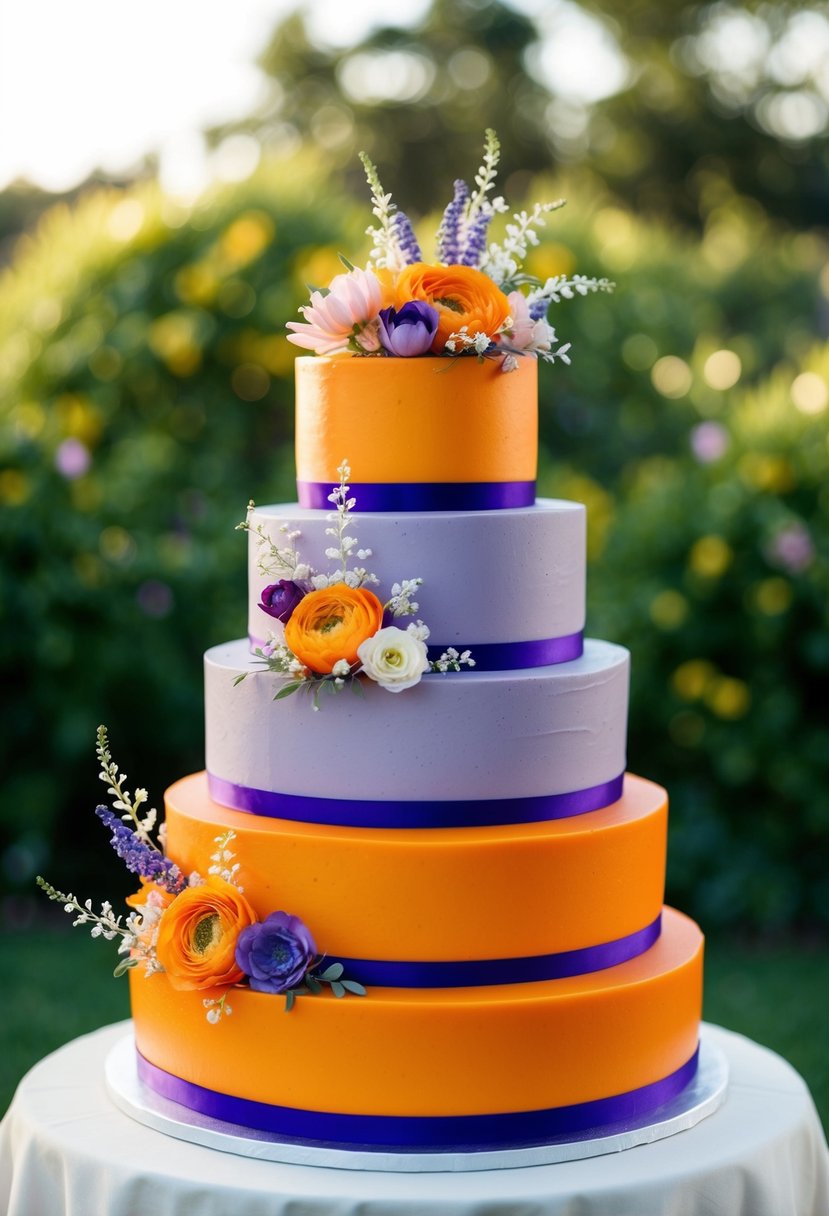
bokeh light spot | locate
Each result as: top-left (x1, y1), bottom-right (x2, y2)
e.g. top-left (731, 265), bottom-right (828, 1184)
top-left (791, 371), bottom-right (828, 414)
top-left (689, 534), bottom-right (733, 578)
top-left (231, 363), bottom-right (271, 401)
top-left (672, 659), bottom-right (717, 701)
top-left (651, 355), bottom-right (692, 398)
top-left (650, 589), bottom-right (689, 629)
top-left (706, 676), bottom-right (751, 719)
top-left (703, 349), bottom-right (742, 390)
top-left (750, 577), bottom-right (794, 615)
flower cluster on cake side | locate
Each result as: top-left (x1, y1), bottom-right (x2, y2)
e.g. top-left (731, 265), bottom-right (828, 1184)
top-left (238, 461), bottom-right (475, 709)
top-left (37, 728), bottom-right (363, 1019)
top-left (286, 129), bottom-right (613, 372)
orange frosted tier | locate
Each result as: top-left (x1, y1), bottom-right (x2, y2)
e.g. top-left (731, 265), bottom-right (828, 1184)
top-left (294, 354), bottom-right (537, 486)
top-left (165, 772), bottom-right (667, 962)
top-left (130, 907), bottom-right (703, 1118)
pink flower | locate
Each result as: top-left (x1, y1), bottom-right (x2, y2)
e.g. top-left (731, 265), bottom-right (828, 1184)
top-left (286, 267), bottom-right (385, 355)
top-left (496, 291), bottom-right (552, 358)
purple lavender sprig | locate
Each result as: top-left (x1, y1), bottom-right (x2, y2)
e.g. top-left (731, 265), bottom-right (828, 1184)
top-left (392, 211), bottom-right (423, 264)
top-left (96, 806), bottom-right (187, 895)
top-left (437, 179), bottom-right (469, 264)
top-left (529, 297), bottom-right (549, 321)
top-left (459, 207), bottom-right (494, 268)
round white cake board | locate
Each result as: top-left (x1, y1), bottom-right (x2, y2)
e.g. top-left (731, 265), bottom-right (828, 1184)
top-left (105, 1027), bottom-right (728, 1173)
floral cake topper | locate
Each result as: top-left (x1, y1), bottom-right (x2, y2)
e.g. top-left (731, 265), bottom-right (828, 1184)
top-left (238, 462), bottom-right (475, 709)
top-left (37, 728), bottom-right (365, 1018)
top-left (286, 129), bottom-right (613, 372)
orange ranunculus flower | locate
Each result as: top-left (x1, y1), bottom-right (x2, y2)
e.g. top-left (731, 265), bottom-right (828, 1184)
top-left (126, 879), bottom-right (176, 912)
top-left (284, 584), bottom-right (384, 674)
top-left (155, 876), bottom-right (257, 992)
top-left (394, 262), bottom-right (510, 354)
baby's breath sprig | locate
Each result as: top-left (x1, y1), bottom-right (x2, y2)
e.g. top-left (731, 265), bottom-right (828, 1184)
top-left (312, 461), bottom-right (377, 591)
top-left (481, 200), bottom-right (567, 288)
top-left (385, 579), bottom-right (423, 617)
top-left (203, 992), bottom-right (233, 1024)
top-left (236, 501), bottom-right (308, 580)
top-left (445, 327), bottom-right (492, 355)
top-left (526, 273), bottom-right (615, 316)
top-left (96, 724), bottom-right (159, 851)
top-left (430, 647), bottom-right (476, 673)
top-left (207, 830), bottom-right (242, 890)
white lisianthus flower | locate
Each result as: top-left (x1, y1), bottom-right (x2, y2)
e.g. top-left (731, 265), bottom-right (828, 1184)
top-left (357, 626), bottom-right (430, 693)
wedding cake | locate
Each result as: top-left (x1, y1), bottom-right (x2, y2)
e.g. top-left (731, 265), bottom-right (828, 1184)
top-left (41, 133), bottom-right (703, 1154)
top-left (128, 352), bottom-right (703, 1150)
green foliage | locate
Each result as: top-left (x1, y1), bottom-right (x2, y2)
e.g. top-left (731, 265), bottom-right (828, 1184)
top-left (0, 159), bottom-right (360, 894)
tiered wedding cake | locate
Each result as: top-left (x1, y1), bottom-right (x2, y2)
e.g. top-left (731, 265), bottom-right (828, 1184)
top-left (128, 353), bottom-right (704, 1151)
top-left (40, 133), bottom-right (704, 1154)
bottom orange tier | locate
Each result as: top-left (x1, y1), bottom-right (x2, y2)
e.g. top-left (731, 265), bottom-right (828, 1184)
top-left (131, 906), bottom-right (702, 1137)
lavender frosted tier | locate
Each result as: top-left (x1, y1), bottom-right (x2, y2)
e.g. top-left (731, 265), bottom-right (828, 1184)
top-left (246, 500), bottom-right (585, 657)
top-left (205, 638), bottom-right (629, 813)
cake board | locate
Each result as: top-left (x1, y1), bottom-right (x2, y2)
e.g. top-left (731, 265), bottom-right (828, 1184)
top-left (104, 1025), bottom-right (728, 1173)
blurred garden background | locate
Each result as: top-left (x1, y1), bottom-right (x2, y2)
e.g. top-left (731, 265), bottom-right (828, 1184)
top-left (1, 0), bottom-right (827, 1123)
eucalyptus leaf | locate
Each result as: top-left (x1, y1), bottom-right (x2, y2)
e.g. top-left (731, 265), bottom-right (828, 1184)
top-left (284, 989), bottom-right (296, 1013)
top-left (306, 974), bottom-right (323, 994)
top-left (113, 957), bottom-right (138, 978)
top-left (331, 980), bottom-right (346, 998)
top-left (321, 963), bottom-right (344, 981)
top-left (273, 682), bottom-right (303, 701)
top-left (341, 979), bottom-right (367, 996)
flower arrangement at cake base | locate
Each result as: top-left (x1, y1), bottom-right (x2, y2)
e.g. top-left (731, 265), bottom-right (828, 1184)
top-left (37, 727), bottom-right (366, 1019)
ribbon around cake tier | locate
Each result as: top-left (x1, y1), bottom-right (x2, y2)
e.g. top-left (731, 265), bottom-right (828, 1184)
top-left (136, 1044), bottom-right (700, 1150)
top-left (316, 914), bottom-right (661, 988)
top-left (249, 630), bottom-right (585, 672)
top-left (206, 772), bottom-right (625, 829)
top-left (297, 480), bottom-right (537, 511)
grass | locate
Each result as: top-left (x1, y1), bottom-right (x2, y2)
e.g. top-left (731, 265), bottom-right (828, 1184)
top-left (1, 928), bottom-right (827, 1133)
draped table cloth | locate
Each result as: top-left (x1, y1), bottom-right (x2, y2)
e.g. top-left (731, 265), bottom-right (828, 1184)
top-left (1, 1021), bottom-right (827, 1216)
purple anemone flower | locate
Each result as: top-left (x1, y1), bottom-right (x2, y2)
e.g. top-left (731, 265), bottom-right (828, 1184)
top-left (378, 301), bottom-right (439, 357)
top-left (260, 579), bottom-right (305, 623)
top-left (235, 911), bottom-right (317, 994)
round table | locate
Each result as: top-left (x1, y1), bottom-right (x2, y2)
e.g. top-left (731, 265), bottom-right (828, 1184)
top-left (1, 1021), bottom-right (826, 1216)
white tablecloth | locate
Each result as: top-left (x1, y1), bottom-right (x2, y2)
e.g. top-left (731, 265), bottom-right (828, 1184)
top-left (1, 1021), bottom-right (827, 1216)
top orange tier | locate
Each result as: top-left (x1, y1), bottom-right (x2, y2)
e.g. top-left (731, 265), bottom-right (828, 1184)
top-left (295, 355), bottom-right (538, 501)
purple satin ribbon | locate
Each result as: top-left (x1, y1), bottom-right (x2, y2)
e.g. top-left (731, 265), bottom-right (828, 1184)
top-left (325, 915), bottom-right (661, 988)
top-left (207, 772), bottom-right (625, 828)
top-left (249, 631), bottom-right (585, 672)
top-left (427, 631), bottom-right (583, 670)
top-left (136, 1045), bottom-right (700, 1150)
top-left (297, 480), bottom-right (536, 512)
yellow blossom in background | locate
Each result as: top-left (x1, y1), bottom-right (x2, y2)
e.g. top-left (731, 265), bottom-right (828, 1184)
top-left (750, 578), bottom-right (794, 616)
top-left (672, 659), bottom-right (717, 701)
top-left (689, 535), bottom-right (733, 579)
top-left (705, 676), bottom-right (751, 720)
top-left (650, 589), bottom-right (689, 630)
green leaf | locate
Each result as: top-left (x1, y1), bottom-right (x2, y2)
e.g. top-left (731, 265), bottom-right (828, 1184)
top-left (331, 980), bottom-right (346, 998)
top-left (305, 282), bottom-right (330, 297)
top-left (113, 957), bottom-right (138, 978)
top-left (320, 962), bottom-right (344, 981)
top-left (341, 979), bottom-right (367, 996)
top-left (233, 673), bottom-right (248, 686)
top-left (306, 974), bottom-right (323, 994)
top-left (284, 989), bottom-right (295, 1013)
top-left (338, 253), bottom-right (356, 271)
top-left (273, 682), bottom-right (303, 701)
